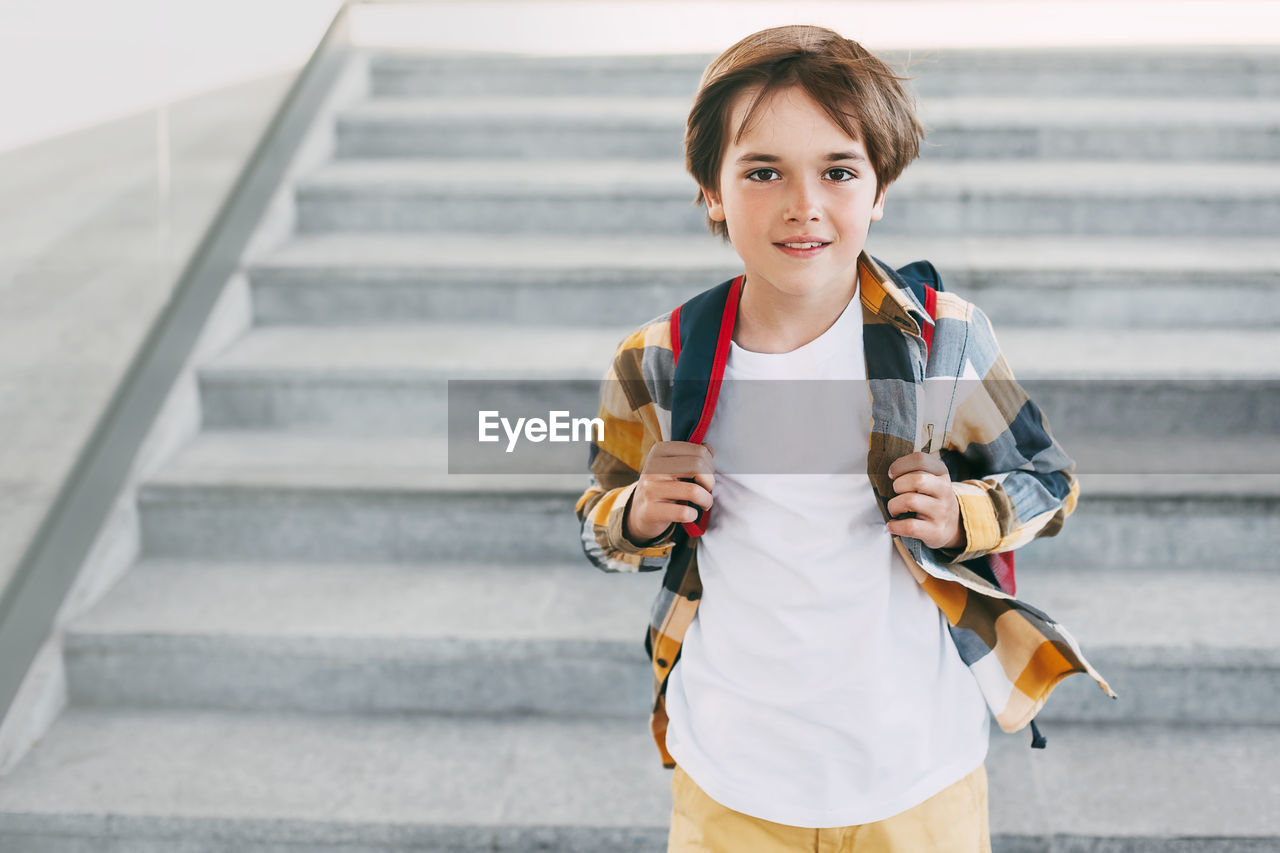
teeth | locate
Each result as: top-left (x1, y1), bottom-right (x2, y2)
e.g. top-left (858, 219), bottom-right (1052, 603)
top-left (783, 242), bottom-right (825, 248)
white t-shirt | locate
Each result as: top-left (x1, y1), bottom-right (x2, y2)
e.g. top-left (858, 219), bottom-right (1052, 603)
top-left (663, 280), bottom-right (990, 828)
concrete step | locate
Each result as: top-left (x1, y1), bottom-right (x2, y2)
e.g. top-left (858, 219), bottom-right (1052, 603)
top-left (247, 233), bottom-right (1280, 328)
top-left (64, 559), bottom-right (657, 718)
top-left (136, 432), bottom-right (1280, 569)
top-left (195, 323), bottom-right (617, 434)
top-left (138, 432), bottom-right (585, 564)
top-left (195, 323), bottom-right (1280, 436)
top-left (63, 557), bottom-right (1280, 726)
top-left (294, 158), bottom-right (1280, 236)
top-left (336, 95), bottom-right (1280, 161)
top-left (369, 47), bottom-right (1280, 99)
top-left (0, 707), bottom-right (1277, 851)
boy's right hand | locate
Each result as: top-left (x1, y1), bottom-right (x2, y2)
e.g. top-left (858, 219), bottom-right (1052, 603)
top-left (623, 441), bottom-right (716, 545)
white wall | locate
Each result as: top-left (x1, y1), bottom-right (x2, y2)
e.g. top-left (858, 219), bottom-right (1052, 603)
top-left (0, 0), bottom-right (341, 155)
top-left (3, 0), bottom-right (1278, 156)
top-left (349, 0), bottom-right (1280, 54)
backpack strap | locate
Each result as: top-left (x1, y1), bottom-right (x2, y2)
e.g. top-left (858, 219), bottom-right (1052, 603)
top-left (921, 285), bottom-right (938, 356)
top-left (892, 258), bottom-right (941, 360)
top-left (668, 275), bottom-right (743, 537)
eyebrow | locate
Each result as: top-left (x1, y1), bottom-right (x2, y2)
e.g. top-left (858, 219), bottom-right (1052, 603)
top-left (735, 151), bottom-right (868, 165)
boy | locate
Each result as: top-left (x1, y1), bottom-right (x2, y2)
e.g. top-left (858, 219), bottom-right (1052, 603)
top-left (574, 24), bottom-right (1115, 853)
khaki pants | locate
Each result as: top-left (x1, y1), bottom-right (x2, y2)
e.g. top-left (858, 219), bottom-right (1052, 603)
top-left (667, 763), bottom-right (992, 853)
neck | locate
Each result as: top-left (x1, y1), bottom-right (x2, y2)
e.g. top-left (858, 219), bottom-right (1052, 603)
top-left (733, 269), bottom-right (861, 354)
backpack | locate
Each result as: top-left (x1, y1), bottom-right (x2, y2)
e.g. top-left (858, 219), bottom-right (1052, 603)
top-left (669, 260), bottom-right (1018, 597)
top-left (669, 261), bottom-right (1045, 748)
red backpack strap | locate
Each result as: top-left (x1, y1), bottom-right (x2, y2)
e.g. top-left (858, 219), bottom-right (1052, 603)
top-left (670, 304), bottom-right (683, 364)
top-left (921, 283), bottom-right (938, 358)
top-left (667, 276), bottom-right (743, 538)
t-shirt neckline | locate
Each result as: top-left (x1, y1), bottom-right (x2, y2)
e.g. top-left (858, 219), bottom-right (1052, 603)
top-left (728, 278), bottom-right (862, 375)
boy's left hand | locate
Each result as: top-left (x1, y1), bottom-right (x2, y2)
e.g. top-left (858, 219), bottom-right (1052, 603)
top-left (885, 452), bottom-right (965, 551)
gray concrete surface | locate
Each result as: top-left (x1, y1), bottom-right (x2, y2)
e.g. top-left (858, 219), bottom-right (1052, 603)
top-left (130, 430), bottom-right (1280, 570)
top-left (247, 233), bottom-right (1280, 328)
top-left (368, 47), bottom-right (1280, 98)
top-left (0, 707), bottom-right (1278, 850)
top-left (336, 95), bottom-right (1280, 161)
top-left (58, 557), bottom-right (1280, 725)
top-left (293, 157), bottom-right (1280, 236)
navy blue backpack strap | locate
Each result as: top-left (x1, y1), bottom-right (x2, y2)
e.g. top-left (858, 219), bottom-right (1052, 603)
top-left (669, 274), bottom-right (743, 538)
top-left (670, 276), bottom-right (739, 444)
top-left (883, 258), bottom-right (942, 356)
top-left (894, 258), bottom-right (944, 305)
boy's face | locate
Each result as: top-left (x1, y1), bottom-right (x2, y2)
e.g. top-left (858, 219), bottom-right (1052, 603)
top-left (702, 84), bottom-right (886, 304)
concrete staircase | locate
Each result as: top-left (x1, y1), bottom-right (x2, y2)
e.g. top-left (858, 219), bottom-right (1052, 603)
top-left (1, 47), bottom-right (1279, 852)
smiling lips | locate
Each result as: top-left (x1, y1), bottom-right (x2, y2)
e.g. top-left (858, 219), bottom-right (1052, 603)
top-left (775, 237), bottom-right (831, 257)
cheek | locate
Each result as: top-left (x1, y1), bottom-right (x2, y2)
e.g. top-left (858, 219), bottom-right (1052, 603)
top-left (729, 190), bottom-right (772, 224)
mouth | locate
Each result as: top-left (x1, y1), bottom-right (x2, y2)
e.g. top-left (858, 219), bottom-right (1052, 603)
top-left (774, 240), bottom-right (831, 257)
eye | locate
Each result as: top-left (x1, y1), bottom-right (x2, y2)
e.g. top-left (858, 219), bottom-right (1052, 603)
top-left (746, 168), bottom-right (779, 182)
top-left (826, 167), bottom-right (857, 182)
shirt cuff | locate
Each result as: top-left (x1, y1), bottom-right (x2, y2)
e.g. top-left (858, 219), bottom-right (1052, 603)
top-left (607, 482), bottom-right (677, 556)
top-left (939, 480), bottom-right (1002, 563)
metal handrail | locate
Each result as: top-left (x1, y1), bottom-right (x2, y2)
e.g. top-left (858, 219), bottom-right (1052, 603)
top-left (0, 2), bottom-right (355, 728)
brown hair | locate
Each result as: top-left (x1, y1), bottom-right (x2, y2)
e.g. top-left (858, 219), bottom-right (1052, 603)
top-left (685, 25), bottom-right (926, 240)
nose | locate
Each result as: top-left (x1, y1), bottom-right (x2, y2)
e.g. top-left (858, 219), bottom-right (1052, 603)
top-left (784, 175), bottom-right (821, 223)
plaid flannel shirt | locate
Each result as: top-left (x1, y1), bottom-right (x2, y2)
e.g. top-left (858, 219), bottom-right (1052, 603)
top-left (574, 249), bottom-right (1118, 768)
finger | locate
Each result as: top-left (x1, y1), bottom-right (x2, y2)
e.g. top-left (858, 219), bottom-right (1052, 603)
top-left (887, 492), bottom-right (943, 521)
top-left (640, 499), bottom-right (702, 526)
top-left (645, 500), bottom-right (702, 524)
top-left (650, 469), bottom-right (713, 501)
top-left (885, 515), bottom-right (920, 536)
top-left (649, 479), bottom-right (714, 510)
top-left (891, 471), bottom-right (949, 498)
top-left (645, 445), bottom-right (716, 477)
top-left (687, 470), bottom-right (715, 495)
top-left (888, 451), bottom-right (947, 480)
top-left (666, 441), bottom-right (715, 461)
top-left (887, 493), bottom-right (920, 519)
top-left (890, 471), bottom-right (925, 495)
top-left (885, 517), bottom-right (939, 543)
top-left (887, 451), bottom-right (924, 480)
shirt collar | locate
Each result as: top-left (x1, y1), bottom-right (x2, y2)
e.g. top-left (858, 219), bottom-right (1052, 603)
top-left (857, 249), bottom-right (934, 339)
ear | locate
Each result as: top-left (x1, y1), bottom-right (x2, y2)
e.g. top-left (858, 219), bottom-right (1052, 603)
top-left (870, 182), bottom-right (888, 223)
top-left (702, 185), bottom-right (726, 222)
